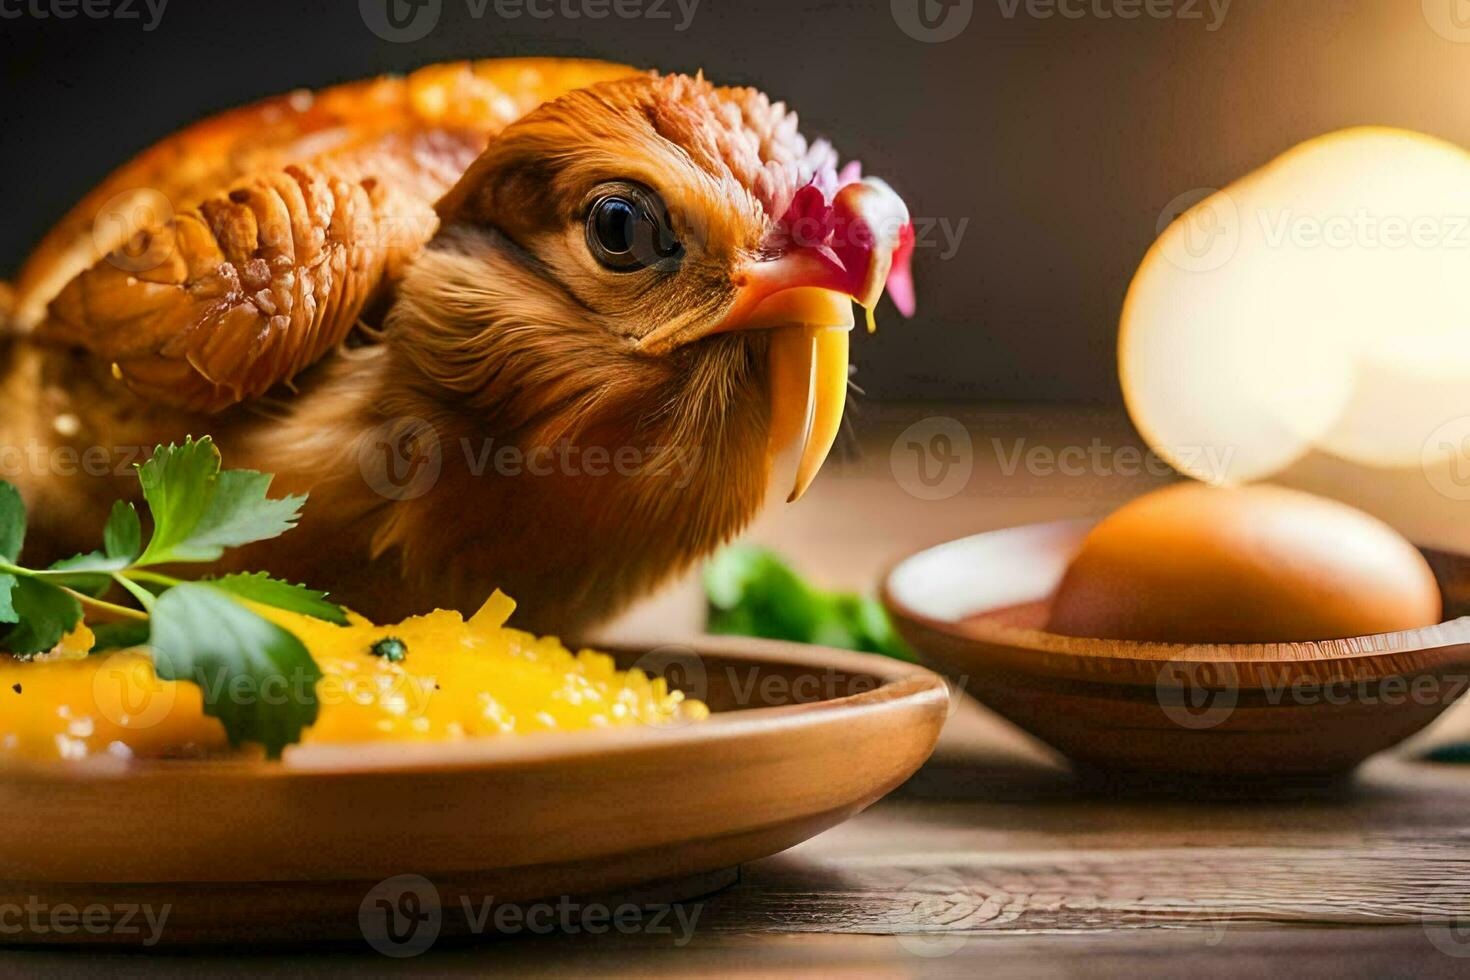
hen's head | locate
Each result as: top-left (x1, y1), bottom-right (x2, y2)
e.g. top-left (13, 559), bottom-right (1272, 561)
top-left (388, 71), bottom-right (914, 503)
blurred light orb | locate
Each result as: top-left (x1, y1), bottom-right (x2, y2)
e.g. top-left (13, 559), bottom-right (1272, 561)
top-left (1121, 127), bottom-right (1470, 484)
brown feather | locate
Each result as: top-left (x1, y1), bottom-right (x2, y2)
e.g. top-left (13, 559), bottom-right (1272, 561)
top-left (2, 67), bottom-right (855, 636)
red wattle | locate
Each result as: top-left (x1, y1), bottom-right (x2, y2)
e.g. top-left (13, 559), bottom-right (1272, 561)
top-left (887, 222), bottom-right (917, 318)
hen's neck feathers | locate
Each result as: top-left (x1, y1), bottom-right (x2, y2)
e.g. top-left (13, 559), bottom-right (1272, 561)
top-left (239, 235), bottom-right (772, 634)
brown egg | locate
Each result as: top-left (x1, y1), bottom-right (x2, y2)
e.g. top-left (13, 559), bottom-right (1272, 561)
top-left (1047, 483), bottom-right (1442, 643)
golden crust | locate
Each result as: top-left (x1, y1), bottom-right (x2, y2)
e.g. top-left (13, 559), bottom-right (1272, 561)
top-left (17, 58), bottom-right (637, 412)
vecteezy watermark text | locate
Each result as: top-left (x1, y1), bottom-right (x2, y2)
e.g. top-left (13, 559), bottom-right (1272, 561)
top-left (990, 437), bottom-right (1227, 481)
top-left (0, 0), bottom-right (167, 30)
top-left (90, 655), bottom-right (439, 735)
top-left (995, 0), bottom-right (1231, 31)
top-left (0, 439), bottom-right (147, 480)
top-left (359, 417), bottom-right (705, 501)
top-left (460, 893), bottom-right (701, 943)
top-left (0, 897), bottom-right (170, 945)
top-left (1157, 658), bottom-right (1470, 731)
top-left (360, 0), bottom-right (699, 42)
top-left (461, 438), bottom-right (701, 486)
top-left (1157, 187), bottom-right (1470, 273)
top-left (359, 874), bottom-right (701, 957)
top-left (887, 416), bottom-right (1233, 501)
top-left (893, 0), bottom-right (1229, 42)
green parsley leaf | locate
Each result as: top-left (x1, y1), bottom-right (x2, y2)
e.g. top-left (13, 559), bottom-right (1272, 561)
top-left (104, 501), bottom-right (142, 562)
top-left (48, 551), bottom-right (127, 572)
top-left (705, 546), bottom-right (829, 643)
top-left (0, 573), bottom-right (16, 625)
top-left (1, 577), bottom-right (82, 657)
top-left (0, 481), bottom-right (25, 563)
top-left (0, 441), bottom-right (333, 754)
top-left (46, 550), bottom-right (128, 598)
top-left (207, 572), bottom-right (348, 625)
top-left (89, 621), bottom-right (152, 653)
top-left (135, 438), bottom-right (305, 566)
top-left (134, 438), bottom-right (214, 562)
top-left (149, 583), bottom-right (321, 758)
top-left (704, 546), bottom-right (916, 662)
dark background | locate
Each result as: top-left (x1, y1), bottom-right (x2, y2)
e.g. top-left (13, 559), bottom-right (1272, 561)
top-left (1, 0), bottom-right (1466, 403)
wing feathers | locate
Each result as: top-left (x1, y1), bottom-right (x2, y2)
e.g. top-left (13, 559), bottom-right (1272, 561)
top-left (20, 58), bottom-right (638, 412)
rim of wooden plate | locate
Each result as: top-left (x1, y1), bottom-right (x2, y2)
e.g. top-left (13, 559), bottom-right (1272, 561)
top-left (0, 636), bottom-right (951, 781)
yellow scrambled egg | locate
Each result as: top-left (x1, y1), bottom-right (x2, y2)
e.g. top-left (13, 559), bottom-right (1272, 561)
top-left (0, 592), bottom-right (707, 761)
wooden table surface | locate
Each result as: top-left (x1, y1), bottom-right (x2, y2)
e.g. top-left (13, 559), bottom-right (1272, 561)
top-left (11, 406), bottom-right (1470, 977)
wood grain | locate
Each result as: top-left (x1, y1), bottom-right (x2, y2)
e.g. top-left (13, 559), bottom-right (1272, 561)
top-left (6, 406), bottom-right (1468, 974)
top-left (0, 640), bottom-right (947, 943)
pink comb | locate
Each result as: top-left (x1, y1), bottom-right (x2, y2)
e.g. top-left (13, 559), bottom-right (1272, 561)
top-left (773, 164), bottom-right (917, 318)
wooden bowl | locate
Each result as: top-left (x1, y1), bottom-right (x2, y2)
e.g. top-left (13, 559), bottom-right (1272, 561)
top-left (883, 520), bottom-right (1470, 778)
top-left (0, 638), bottom-right (947, 945)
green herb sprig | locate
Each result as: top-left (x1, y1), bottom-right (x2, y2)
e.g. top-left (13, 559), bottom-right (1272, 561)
top-left (0, 437), bottom-right (346, 757)
top-left (704, 546), bottom-right (916, 662)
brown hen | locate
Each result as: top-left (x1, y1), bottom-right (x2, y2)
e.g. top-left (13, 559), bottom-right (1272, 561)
top-left (0, 59), bottom-right (914, 636)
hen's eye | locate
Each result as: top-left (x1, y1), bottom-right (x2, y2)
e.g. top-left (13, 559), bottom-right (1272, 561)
top-left (593, 198), bottom-right (636, 254)
top-left (586, 185), bottom-right (683, 272)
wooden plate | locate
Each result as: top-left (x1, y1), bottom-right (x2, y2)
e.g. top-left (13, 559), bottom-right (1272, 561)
top-left (0, 639), bottom-right (947, 945)
top-left (883, 520), bottom-right (1470, 778)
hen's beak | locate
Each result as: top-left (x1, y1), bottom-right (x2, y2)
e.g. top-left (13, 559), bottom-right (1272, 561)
top-left (634, 177), bottom-right (914, 503)
top-left (720, 285), bottom-right (855, 503)
top-left (725, 178), bottom-right (914, 502)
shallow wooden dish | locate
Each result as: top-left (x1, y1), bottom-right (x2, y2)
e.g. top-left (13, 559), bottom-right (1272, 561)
top-left (884, 520), bottom-right (1470, 778)
top-left (0, 638), bottom-right (947, 946)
